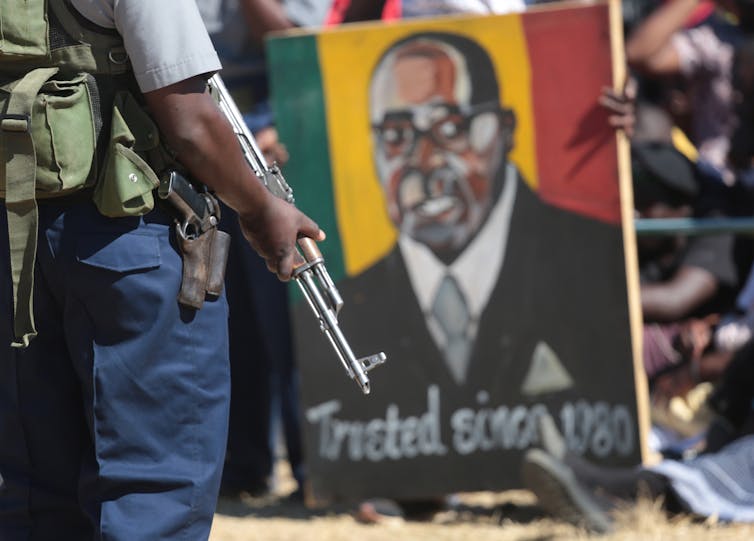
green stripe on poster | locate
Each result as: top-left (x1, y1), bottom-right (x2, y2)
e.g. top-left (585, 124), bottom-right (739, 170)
top-left (266, 34), bottom-right (347, 297)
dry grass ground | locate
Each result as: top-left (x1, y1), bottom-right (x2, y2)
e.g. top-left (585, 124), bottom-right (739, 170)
top-left (209, 462), bottom-right (754, 541)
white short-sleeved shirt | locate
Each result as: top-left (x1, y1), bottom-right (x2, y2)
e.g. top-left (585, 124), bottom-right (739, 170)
top-left (69, 0), bottom-right (222, 92)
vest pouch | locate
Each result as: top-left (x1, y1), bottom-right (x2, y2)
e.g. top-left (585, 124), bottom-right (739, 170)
top-left (0, 1), bottom-right (49, 59)
top-left (34, 73), bottom-right (98, 195)
top-left (94, 91), bottom-right (160, 217)
top-left (0, 70), bottom-right (96, 198)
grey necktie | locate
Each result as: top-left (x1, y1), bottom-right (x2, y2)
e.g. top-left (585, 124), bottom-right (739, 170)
top-left (432, 274), bottom-right (472, 384)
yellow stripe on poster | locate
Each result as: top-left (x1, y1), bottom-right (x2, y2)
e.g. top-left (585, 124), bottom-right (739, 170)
top-left (318, 14), bottom-right (537, 276)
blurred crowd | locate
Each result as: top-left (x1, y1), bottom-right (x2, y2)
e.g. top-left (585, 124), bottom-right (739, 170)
top-left (196, 0), bottom-right (754, 533)
top-left (521, 0), bottom-right (754, 531)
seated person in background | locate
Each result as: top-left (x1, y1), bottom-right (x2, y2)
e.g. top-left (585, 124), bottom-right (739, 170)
top-left (644, 36), bottom-right (754, 413)
top-left (636, 141), bottom-right (739, 324)
top-left (634, 140), bottom-right (742, 393)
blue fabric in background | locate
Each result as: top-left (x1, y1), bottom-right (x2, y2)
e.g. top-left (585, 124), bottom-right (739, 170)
top-left (244, 101), bottom-right (275, 134)
top-left (652, 435), bottom-right (754, 522)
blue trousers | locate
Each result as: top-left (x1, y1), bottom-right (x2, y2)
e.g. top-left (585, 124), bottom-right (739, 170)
top-left (0, 201), bottom-right (230, 540)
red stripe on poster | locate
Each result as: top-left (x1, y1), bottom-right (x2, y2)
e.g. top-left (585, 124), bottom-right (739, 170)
top-left (522, 4), bottom-right (621, 225)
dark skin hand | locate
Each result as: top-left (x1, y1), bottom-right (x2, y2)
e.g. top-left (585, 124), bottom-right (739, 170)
top-left (255, 126), bottom-right (290, 166)
top-left (143, 76), bottom-right (324, 281)
top-left (652, 315), bottom-right (733, 404)
top-left (677, 314), bottom-right (719, 359)
top-left (599, 77), bottom-right (637, 138)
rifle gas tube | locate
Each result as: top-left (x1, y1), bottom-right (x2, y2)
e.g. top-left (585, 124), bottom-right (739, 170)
top-left (208, 74), bottom-right (386, 394)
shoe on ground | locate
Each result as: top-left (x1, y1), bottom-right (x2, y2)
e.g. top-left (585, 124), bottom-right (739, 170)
top-left (354, 498), bottom-right (405, 524)
top-left (218, 478), bottom-right (272, 500)
top-left (397, 496), bottom-right (452, 520)
top-left (522, 448), bottom-right (614, 534)
top-left (354, 495), bottom-right (456, 524)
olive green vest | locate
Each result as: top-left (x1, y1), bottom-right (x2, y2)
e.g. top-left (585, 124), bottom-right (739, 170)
top-left (1, 0), bottom-right (166, 347)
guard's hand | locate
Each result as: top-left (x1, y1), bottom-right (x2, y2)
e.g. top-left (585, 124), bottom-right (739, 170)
top-left (599, 76), bottom-right (637, 138)
top-left (238, 193), bottom-right (325, 281)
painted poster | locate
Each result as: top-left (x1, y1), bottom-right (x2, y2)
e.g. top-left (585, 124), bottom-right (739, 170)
top-left (267, 1), bottom-right (644, 503)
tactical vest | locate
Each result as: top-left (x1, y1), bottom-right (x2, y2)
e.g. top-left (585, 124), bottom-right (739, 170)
top-left (1, 0), bottom-right (168, 347)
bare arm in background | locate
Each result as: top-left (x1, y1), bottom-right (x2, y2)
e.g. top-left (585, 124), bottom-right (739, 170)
top-left (143, 76), bottom-right (323, 281)
top-left (237, 0), bottom-right (295, 163)
top-left (239, 0), bottom-right (296, 42)
top-left (626, 0), bottom-right (700, 74)
top-left (641, 265), bottom-right (718, 321)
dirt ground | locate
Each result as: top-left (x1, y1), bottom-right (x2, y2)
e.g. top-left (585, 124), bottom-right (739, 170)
top-left (209, 462), bottom-right (754, 541)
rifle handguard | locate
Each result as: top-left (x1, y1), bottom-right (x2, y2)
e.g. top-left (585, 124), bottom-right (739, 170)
top-left (292, 236), bottom-right (386, 394)
top-left (208, 74), bottom-right (387, 394)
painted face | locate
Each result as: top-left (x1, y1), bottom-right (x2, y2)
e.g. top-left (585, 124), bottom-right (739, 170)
top-left (370, 41), bottom-right (506, 258)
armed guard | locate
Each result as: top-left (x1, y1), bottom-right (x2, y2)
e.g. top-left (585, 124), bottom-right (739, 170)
top-left (0, 1), bottom-right (322, 539)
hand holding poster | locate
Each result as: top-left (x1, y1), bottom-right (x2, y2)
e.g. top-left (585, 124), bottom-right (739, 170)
top-left (267, 0), bottom-right (646, 503)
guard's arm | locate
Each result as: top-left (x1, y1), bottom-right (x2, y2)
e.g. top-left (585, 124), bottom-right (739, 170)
top-left (207, 74), bottom-right (386, 394)
top-left (142, 76), bottom-right (323, 281)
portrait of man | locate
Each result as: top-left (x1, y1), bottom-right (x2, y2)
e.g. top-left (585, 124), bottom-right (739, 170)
top-left (278, 20), bottom-right (641, 500)
top-left (337, 30), bottom-right (632, 395)
top-left (323, 27), bottom-right (629, 431)
top-left (368, 32), bottom-right (521, 385)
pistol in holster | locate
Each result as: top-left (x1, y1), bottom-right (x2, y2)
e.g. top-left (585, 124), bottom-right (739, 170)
top-left (158, 170), bottom-right (230, 309)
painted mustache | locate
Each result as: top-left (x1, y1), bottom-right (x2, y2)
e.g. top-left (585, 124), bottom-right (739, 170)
top-left (396, 165), bottom-right (466, 223)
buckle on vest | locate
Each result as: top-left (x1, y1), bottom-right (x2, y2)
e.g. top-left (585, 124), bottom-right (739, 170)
top-left (1, 113), bottom-right (31, 133)
top-left (108, 47), bottom-right (129, 65)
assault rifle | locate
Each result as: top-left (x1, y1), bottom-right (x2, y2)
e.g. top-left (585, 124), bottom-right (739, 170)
top-left (208, 74), bottom-right (386, 395)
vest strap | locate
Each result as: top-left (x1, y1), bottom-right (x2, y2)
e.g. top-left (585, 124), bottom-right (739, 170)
top-left (49, 0), bottom-right (131, 75)
top-left (1, 66), bottom-right (59, 347)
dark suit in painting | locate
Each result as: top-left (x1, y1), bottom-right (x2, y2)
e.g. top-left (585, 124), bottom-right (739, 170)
top-left (291, 28), bottom-right (640, 503)
top-left (293, 175), bottom-right (639, 501)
